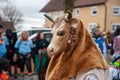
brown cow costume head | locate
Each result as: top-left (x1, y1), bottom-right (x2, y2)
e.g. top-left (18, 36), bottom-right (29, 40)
top-left (47, 11), bottom-right (81, 56)
top-left (45, 11), bottom-right (109, 80)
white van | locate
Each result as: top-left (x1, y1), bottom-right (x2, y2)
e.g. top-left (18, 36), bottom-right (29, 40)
top-left (28, 32), bottom-right (52, 42)
top-left (17, 27), bottom-right (52, 40)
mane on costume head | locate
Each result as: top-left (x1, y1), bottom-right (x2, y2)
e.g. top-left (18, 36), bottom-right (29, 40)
top-left (45, 11), bottom-right (109, 80)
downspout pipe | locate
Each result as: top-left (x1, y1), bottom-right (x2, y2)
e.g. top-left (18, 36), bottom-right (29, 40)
top-left (104, 3), bottom-right (107, 32)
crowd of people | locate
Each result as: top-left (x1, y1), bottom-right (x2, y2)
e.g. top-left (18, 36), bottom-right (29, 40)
top-left (0, 23), bottom-right (120, 80)
top-left (91, 27), bottom-right (120, 80)
top-left (0, 24), bottom-right (50, 80)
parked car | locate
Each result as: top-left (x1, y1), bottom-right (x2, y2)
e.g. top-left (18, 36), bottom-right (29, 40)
top-left (28, 32), bottom-right (52, 43)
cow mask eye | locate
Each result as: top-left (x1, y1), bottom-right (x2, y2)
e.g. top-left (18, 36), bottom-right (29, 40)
top-left (57, 31), bottom-right (66, 36)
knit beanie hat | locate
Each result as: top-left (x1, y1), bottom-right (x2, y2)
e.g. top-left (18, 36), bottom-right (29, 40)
top-left (92, 27), bottom-right (99, 34)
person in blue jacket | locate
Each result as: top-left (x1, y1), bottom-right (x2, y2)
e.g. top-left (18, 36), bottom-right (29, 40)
top-left (92, 27), bottom-right (107, 59)
top-left (0, 24), bottom-right (9, 58)
top-left (14, 31), bottom-right (34, 77)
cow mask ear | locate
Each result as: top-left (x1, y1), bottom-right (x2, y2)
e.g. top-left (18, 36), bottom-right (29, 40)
top-left (65, 10), bottom-right (72, 21)
top-left (44, 14), bottom-right (55, 23)
top-left (71, 19), bottom-right (79, 29)
top-left (67, 10), bottom-right (72, 20)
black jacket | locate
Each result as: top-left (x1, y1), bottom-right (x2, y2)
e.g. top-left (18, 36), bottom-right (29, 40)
top-left (33, 39), bottom-right (49, 54)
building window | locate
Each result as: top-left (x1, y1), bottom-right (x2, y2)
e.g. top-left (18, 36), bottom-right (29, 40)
top-left (91, 7), bottom-right (98, 16)
top-left (88, 23), bottom-right (97, 32)
top-left (112, 23), bottom-right (120, 33)
top-left (113, 6), bottom-right (120, 16)
top-left (75, 8), bottom-right (80, 16)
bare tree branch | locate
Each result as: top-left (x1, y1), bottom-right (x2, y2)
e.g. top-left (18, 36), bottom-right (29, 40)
top-left (0, 0), bottom-right (8, 2)
top-left (1, 3), bottom-right (22, 29)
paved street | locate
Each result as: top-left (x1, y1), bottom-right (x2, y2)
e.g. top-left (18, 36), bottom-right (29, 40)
top-left (10, 74), bottom-right (39, 80)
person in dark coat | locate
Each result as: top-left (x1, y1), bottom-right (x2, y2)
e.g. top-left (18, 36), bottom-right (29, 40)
top-left (5, 29), bottom-right (18, 77)
top-left (33, 32), bottom-right (49, 80)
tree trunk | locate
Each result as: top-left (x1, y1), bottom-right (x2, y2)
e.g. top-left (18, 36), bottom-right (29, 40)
top-left (64, 0), bottom-right (74, 13)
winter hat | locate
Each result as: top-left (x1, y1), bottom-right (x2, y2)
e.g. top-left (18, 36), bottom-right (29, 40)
top-left (92, 27), bottom-right (99, 34)
top-left (0, 24), bottom-right (3, 29)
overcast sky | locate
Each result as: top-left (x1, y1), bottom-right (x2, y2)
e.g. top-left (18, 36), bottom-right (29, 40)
top-left (12, 0), bottom-right (50, 28)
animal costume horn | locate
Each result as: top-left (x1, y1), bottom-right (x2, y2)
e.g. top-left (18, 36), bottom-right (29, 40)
top-left (44, 14), bottom-right (54, 23)
top-left (67, 10), bottom-right (72, 20)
